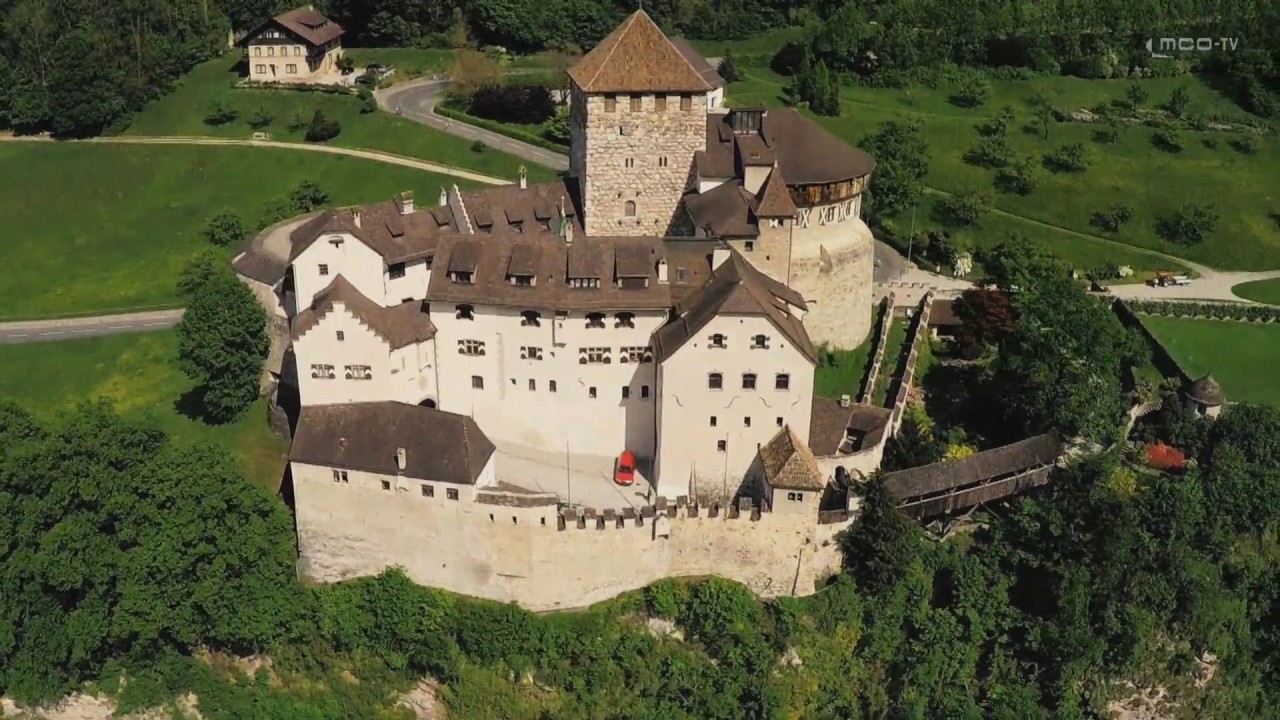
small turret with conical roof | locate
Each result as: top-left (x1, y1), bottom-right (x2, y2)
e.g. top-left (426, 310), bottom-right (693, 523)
top-left (1184, 373), bottom-right (1225, 418)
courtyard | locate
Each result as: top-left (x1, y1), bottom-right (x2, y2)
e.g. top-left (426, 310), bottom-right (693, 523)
top-left (492, 441), bottom-right (654, 511)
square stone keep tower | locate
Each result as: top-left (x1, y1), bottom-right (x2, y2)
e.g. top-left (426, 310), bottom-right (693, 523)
top-left (567, 11), bottom-right (711, 237)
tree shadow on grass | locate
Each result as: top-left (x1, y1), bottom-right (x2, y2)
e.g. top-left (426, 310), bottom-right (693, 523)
top-left (174, 385), bottom-right (221, 425)
top-left (921, 361), bottom-right (1004, 447)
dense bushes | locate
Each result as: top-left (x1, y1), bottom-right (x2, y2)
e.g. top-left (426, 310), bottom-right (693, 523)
top-left (1127, 299), bottom-right (1280, 323)
top-left (467, 83), bottom-right (556, 124)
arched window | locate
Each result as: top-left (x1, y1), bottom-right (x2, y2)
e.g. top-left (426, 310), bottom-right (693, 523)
top-left (708, 373), bottom-right (723, 390)
top-left (624, 200), bottom-right (637, 217)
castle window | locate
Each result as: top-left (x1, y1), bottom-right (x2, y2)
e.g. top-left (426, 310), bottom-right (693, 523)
top-left (604, 94), bottom-right (617, 112)
top-left (449, 270), bottom-right (473, 284)
top-left (630, 94), bottom-right (642, 111)
top-left (471, 375), bottom-right (484, 389)
top-left (580, 347), bottom-right (611, 364)
top-left (676, 267), bottom-right (688, 282)
top-left (520, 346), bottom-right (543, 360)
top-left (641, 385), bottom-right (650, 399)
top-left (585, 312), bottom-right (606, 328)
top-left (614, 312), bottom-right (635, 328)
top-left (381, 480), bottom-right (391, 491)
top-left (708, 372), bottom-right (723, 390)
top-left (422, 484), bottom-right (434, 497)
top-left (589, 386), bottom-right (598, 399)
top-left (655, 95), bottom-right (667, 112)
top-left (268, 46), bottom-right (275, 56)
top-left (447, 488), bottom-right (459, 500)
top-left (776, 416), bottom-right (784, 427)
top-left (788, 492), bottom-right (804, 502)
top-left (529, 379), bottom-right (536, 391)
top-left (254, 47), bottom-right (261, 56)
top-left (658, 156), bottom-right (668, 167)
top-left (549, 380), bottom-right (557, 392)
top-left (458, 339), bottom-right (485, 356)
top-left (769, 218), bottom-right (783, 228)
top-left (455, 304), bottom-right (474, 320)
top-left (521, 310), bottom-right (541, 327)
top-left (744, 241), bottom-right (754, 252)
top-left (310, 364), bottom-right (335, 380)
top-left (295, 46), bottom-right (302, 56)
top-left (744, 416), bottom-right (751, 427)
top-left (620, 346), bottom-right (652, 363)
top-left (344, 364), bottom-right (372, 380)
top-left (624, 200), bottom-right (636, 217)
top-left (710, 416), bottom-right (717, 427)
top-left (624, 158), bottom-right (634, 168)
top-left (622, 386), bottom-right (630, 399)
top-left (775, 373), bottom-right (790, 391)
top-left (336, 331), bottom-right (344, 341)
top-left (680, 94), bottom-right (692, 111)
top-left (742, 373), bottom-right (757, 390)
top-left (318, 263), bottom-right (329, 276)
top-left (539, 219), bottom-right (551, 231)
top-left (752, 334), bottom-right (769, 349)
top-left (332, 469), bottom-right (348, 483)
top-left (710, 333), bottom-right (726, 348)
top-left (717, 439), bottom-right (727, 452)
top-left (388, 262), bottom-right (406, 279)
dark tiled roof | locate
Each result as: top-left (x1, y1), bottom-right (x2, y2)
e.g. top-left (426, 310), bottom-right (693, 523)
top-left (700, 109), bottom-right (876, 187)
top-left (291, 402), bottom-right (494, 485)
top-left (291, 275), bottom-right (436, 350)
top-left (567, 10), bottom-right (713, 93)
top-left (460, 178), bottom-right (581, 236)
top-left (883, 433), bottom-right (1062, 499)
top-left (736, 133), bottom-right (775, 167)
top-left (808, 398), bottom-right (891, 456)
top-left (683, 181), bottom-right (759, 238)
top-left (239, 6), bottom-right (344, 48)
top-left (760, 426), bottom-right (826, 490)
top-left (233, 248), bottom-right (288, 285)
top-left (929, 298), bottom-right (962, 327)
top-left (754, 165), bottom-right (797, 218)
top-left (1186, 374), bottom-right (1224, 406)
top-left (670, 37), bottom-right (725, 88)
top-left (653, 252), bottom-right (815, 364)
top-left (289, 201), bottom-right (452, 265)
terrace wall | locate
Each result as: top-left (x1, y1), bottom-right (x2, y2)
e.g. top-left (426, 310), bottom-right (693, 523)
top-left (1112, 299), bottom-right (1192, 384)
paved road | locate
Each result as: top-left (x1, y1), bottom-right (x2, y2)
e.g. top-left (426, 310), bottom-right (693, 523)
top-left (0, 310), bottom-right (183, 345)
top-left (378, 78), bottom-right (571, 172)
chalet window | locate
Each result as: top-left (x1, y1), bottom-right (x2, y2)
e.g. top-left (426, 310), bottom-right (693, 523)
top-left (422, 484), bottom-right (434, 497)
top-left (641, 385), bottom-right (650, 399)
top-left (775, 373), bottom-right (790, 391)
top-left (614, 312), bottom-right (635, 328)
top-left (655, 96), bottom-right (667, 112)
top-left (268, 46), bottom-right (275, 56)
top-left (471, 375), bottom-right (484, 389)
top-left (580, 347), bottom-right (611, 364)
top-left (294, 46), bottom-right (302, 56)
top-left (344, 364), bottom-right (373, 380)
top-left (622, 386), bottom-right (631, 399)
top-left (255, 64), bottom-right (267, 74)
top-left (717, 439), bottom-right (727, 452)
top-left (455, 304), bottom-right (474, 320)
top-left (318, 263), bottom-right (329, 276)
top-left (709, 333), bottom-right (726, 348)
top-left (447, 488), bottom-right (459, 500)
top-left (752, 334), bottom-right (769, 349)
top-left (630, 94), bottom-right (642, 111)
top-left (520, 346), bottom-right (543, 360)
top-left (589, 386), bottom-right (598, 399)
top-left (744, 241), bottom-right (754, 252)
top-left (585, 313), bottom-right (606, 328)
top-left (708, 372), bottom-right (723, 390)
top-left (680, 94), bottom-right (692, 111)
top-left (521, 310), bottom-right (541, 327)
top-left (449, 271), bottom-right (473, 284)
top-left (549, 380), bottom-right (557, 392)
top-left (604, 94), bottom-right (617, 112)
top-left (254, 47), bottom-right (262, 56)
top-left (388, 262), bottom-right (406, 279)
top-left (620, 346), bottom-right (652, 363)
top-left (742, 373), bottom-right (757, 390)
top-left (310, 364), bottom-right (335, 380)
top-left (286, 64), bottom-right (298, 74)
top-left (624, 200), bottom-right (637, 217)
top-left (744, 417), bottom-right (752, 427)
top-left (336, 331), bottom-right (344, 341)
top-left (458, 339), bottom-right (485, 356)
top-left (776, 416), bottom-right (784, 427)
top-left (710, 416), bottom-right (717, 427)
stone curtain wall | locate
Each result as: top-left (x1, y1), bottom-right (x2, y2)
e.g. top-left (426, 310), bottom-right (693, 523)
top-left (788, 216), bottom-right (875, 350)
top-left (293, 462), bottom-right (851, 611)
top-left (888, 293), bottom-right (934, 436)
top-left (1112, 299), bottom-right (1192, 384)
top-left (859, 295), bottom-right (895, 405)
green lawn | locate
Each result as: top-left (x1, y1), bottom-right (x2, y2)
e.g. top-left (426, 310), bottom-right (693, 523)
top-left (686, 27), bottom-right (805, 58)
top-left (122, 54), bottom-right (555, 181)
top-left (0, 142), bottom-right (473, 319)
top-left (730, 66), bottom-right (1280, 272)
top-left (1140, 315), bottom-right (1280, 407)
top-left (0, 331), bottom-right (289, 489)
top-left (1232, 278), bottom-right (1280, 305)
top-left (813, 304), bottom-right (882, 400)
top-left (872, 318), bottom-right (911, 406)
top-left (343, 47), bottom-right (456, 80)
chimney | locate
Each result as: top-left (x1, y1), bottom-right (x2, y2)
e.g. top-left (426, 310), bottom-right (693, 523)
top-left (397, 191), bottom-right (414, 215)
top-left (438, 187), bottom-right (448, 207)
top-left (352, 209), bottom-right (362, 228)
top-left (396, 447), bottom-right (407, 472)
top-left (839, 394), bottom-right (851, 408)
top-left (518, 165), bottom-right (527, 190)
top-left (656, 258), bottom-right (668, 284)
top-left (558, 197), bottom-right (573, 245)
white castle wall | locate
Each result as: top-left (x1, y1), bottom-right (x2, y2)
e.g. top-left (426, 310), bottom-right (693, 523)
top-left (787, 207), bottom-right (875, 350)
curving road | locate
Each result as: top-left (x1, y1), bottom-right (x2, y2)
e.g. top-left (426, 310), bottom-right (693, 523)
top-left (0, 310), bottom-right (183, 345)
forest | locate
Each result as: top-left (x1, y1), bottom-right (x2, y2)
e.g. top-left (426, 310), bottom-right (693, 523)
top-left (2, 242), bottom-right (1278, 718)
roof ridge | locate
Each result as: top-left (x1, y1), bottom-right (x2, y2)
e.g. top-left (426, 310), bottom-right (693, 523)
top-left (581, 11), bottom-right (639, 90)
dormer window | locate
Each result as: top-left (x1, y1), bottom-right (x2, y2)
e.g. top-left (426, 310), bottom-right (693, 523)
top-left (568, 277), bottom-right (600, 289)
top-left (751, 334), bottom-right (769, 349)
top-left (455, 304), bottom-right (474, 320)
top-left (709, 333), bottom-right (726, 348)
top-left (676, 267), bottom-right (688, 282)
top-left (509, 274), bottom-right (534, 287)
top-left (585, 313), bottom-right (606, 329)
top-left (538, 219), bottom-right (551, 231)
top-left (614, 312), bottom-right (635, 328)
top-left (521, 310), bottom-right (541, 327)
top-left (449, 271), bottom-right (473, 284)
top-left (510, 222), bottom-right (523, 234)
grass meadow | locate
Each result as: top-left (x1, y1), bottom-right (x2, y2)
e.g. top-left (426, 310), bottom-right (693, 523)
top-left (0, 331), bottom-right (289, 490)
top-left (1231, 278), bottom-right (1280, 305)
top-left (1140, 315), bottom-right (1280, 407)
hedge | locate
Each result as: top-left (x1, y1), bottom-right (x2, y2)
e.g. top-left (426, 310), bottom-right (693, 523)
top-left (434, 104), bottom-right (570, 154)
top-left (1127, 299), bottom-right (1280, 323)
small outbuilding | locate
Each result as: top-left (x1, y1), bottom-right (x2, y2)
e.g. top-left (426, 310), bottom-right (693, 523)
top-left (759, 426), bottom-right (826, 514)
top-left (1184, 374), bottom-right (1225, 418)
top-left (238, 5), bottom-right (345, 83)
top-left (928, 297), bottom-right (962, 340)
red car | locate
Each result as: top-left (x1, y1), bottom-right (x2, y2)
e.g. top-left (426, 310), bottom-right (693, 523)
top-left (614, 450), bottom-right (636, 486)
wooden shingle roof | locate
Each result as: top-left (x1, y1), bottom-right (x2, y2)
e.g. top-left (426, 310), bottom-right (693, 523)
top-left (761, 426), bottom-right (826, 490)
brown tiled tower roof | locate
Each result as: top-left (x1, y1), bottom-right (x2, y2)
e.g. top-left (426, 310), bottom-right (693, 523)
top-left (567, 10), bottom-right (713, 93)
top-left (760, 426), bottom-right (826, 490)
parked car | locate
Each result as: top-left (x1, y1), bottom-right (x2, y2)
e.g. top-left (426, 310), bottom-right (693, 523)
top-left (614, 450), bottom-right (636, 486)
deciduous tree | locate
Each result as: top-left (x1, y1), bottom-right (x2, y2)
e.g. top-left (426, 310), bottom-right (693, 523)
top-left (176, 265), bottom-right (269, 423)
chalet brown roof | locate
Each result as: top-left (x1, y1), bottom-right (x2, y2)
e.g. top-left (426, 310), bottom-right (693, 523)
top-left (653, 252), bottom-right (816, 364)
top-left (882, 433), bottom-right (1062, 500)
top-left (239, 6), bottom-right (344, 48)
top-left (760, 426), bottom-right (826, 490)
top-left (291, 275), bottom-right (436, 350)
top-left (754, 165), bottom-right (797, 218)
top-left (808, 398), bottom-right (891, 456)
top-left (683, 181), bottom-right (759, 238)
top-left (929, 298), bottom-right (962, 327)
top-left (291, 402), bottom-right (494, 485)
top-left (567, 10), bottom-right (713, 93)
top-left (1186, 374), bottom-right (1224, 406)
top-left (700, 109), bottom-right (876, 188)
top-left (669, 37), bottom-right (725, 88)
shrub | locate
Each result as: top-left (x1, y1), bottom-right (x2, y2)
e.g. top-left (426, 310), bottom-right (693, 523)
top-left (770, 41), bottom-right (807, 76)
top-left (939, 190), bottom-right (991, 226)
top-left (1043, 142), bottom-right (1089, 172)
top-left (975, 106), bottom-right (1014, 137)
top-left (964, 136), bottom-right (1012, 168)
top-left (995, 155), bottom-right (1039, 195)
top-left (286, 111), bottom-right (306, 132)
top-left (1152, 126), bottom-right (1183, 152)
top-left (357, 87), bottom-right (376, 114)
top-left (1093, 118), bottom-right (1122, 143)
top-left (1126, 83), bottom-right (1149, 108)
top-left (258, 197), bottom-right (294, 228)
top-left (336, 56), bottom-right (355, 74)
top-left (1126, 299), bottom-right (1280, 323)
top-left (1230, 136), bottom-right (1258, 155)
top-left (543, 105), bottom-right (570, 145)
top-left (1146, 441), bottom-right (1187, 470)
top-left (1164, 86), bottom-right (1192, 117)
top-left (470, 139), bottom-right (487, 153)
top-left (949, 73), bottom-right (989, 108)
top-left (203, 98), bottom-right (237, 126)
top-left (717, 49), bottom-right (743, 83)
top-left (468, 83), bottom-right (555, 125)
top-left (1091, 204), bottom-right (1134, 232)
top-left (1157, 203), bottom-right (1218, 246)
top-left (203, 210), bottom-right (246, 247)
top-left (289, 180), bottom-right (329, 213)
top-left (247, 106), bottom-right (274, 129)
top-left (304, 110), bottom-right (341, 142)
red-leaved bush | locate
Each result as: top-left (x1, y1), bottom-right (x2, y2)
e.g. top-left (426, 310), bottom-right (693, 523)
top-left (1146, 441), bottom-right (1187, 470)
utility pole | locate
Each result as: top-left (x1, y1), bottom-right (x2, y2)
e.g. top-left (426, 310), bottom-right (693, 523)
top-left (906, 199), bottom-right (918, 266)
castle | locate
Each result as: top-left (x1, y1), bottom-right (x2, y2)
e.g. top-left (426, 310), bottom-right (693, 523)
top-left (238, 11), bottom-right (885, 609)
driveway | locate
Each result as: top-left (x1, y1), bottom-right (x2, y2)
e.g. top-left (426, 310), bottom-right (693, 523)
top-left (1107, 269), bottom-right (1280, 303)
top-left (377, 78), bottom-right (570, 172)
